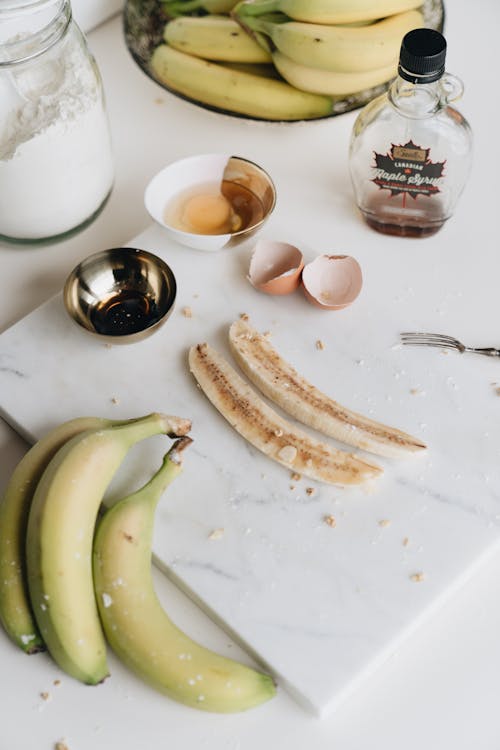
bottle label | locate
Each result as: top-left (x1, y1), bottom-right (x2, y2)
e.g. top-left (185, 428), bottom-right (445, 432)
top-left (371, 140), bottom-right (445, 198)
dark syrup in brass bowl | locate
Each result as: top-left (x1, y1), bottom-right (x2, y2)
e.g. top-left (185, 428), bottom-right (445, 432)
top-left (64, 247), bottom-right (176, 344)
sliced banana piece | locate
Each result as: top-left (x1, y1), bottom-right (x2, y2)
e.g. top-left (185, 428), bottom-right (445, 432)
top-left (229, 320), bottom-right (426, 459)
top-left (189, 343), bottom-right (382, 486)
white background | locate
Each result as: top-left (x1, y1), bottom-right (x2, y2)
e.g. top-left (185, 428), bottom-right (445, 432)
top-left (2, 2), bottom-right (500, 748)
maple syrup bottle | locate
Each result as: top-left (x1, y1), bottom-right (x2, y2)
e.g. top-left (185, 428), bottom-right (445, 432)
top-left (349, 28), bottom-right (472, 237)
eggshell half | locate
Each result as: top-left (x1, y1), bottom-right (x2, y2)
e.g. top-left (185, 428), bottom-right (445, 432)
top-left (302, 254), bottom-right (363, 310)
top-left (248, 240), bottom-right (304, 295)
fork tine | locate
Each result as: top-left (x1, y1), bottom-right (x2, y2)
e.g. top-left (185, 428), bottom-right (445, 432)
top-left (400, 332), bottom-right (458, 343)
top-left (401, 340), bottom-right (458, 350)
top-left (400, 333), bottom-right (460, 346)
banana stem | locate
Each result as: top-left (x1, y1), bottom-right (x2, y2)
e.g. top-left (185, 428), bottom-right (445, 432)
top-left (233, 10), bottom-right (285, 51)
top-left (233, 0), bottom-right (280, 17)
top-left (163, 0), bottom-right (238, 14)
top-left (114, 437), bottom-right (192, 513)
top-left (113, 413), bottom-right (191, 448)
top-left (162, 0), bottom-right (205, 14)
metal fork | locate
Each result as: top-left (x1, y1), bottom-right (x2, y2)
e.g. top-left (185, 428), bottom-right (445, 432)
top-left (400, 332), bottom-right (500, 358)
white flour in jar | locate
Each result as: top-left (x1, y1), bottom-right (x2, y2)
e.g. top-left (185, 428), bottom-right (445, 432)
top-left (0, 32), bottom-right (114, 240)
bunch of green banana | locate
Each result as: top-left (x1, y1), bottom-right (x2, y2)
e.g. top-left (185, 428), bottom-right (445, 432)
top-left (93, 439), bottom-right (276, 712)
top-left (0, 412), bottom-right (276, 711)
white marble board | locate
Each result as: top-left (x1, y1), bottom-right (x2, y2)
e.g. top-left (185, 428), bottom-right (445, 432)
top-left (1, 216), bottom-right (500, 717)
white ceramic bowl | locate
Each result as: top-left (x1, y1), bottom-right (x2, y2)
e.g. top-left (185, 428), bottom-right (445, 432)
top-left (144, 153), bottom-right (276, 251)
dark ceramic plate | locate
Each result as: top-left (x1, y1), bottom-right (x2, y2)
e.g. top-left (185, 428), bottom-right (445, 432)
top-left (123, 0), bottom-right (445, 122)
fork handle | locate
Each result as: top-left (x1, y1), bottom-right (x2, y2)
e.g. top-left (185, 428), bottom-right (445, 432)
top-left (465, 347), bottom-right (500, 357)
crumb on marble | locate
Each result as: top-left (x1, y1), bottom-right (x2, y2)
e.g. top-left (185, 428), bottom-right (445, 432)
top-left (494, 386), bottom-right (500, 397)
top-left (104, 342), bottom-right (112, 349)
top-left (54, 742), bottom-right (69, 750)
top-left (208, 528), bottom-right (224, 541)
top-left (239, 312), bottom-right (249, 321)
top-left (110, 397), bottom-right (120, 405)
top-left (402, 537), bottom-right (409, 546)
top-left (305, 487), bottom-right (315, 496)
top-left (410, 387), bottom-right (425, 396)
top-left (40, 691), bottom-right (51, 701)
top-left (378, 519), bottom-right (391, 527)
top-left (324, 514), bottom-right (337, 528)
top-left (182, 306), bottom-right (193, 318)
top-left (263, 331), bottom-right (271, 338)
top-left (289, 484), bottom-right (295, 491)
top-left (410, 572), bottom-right (425, 582)
top-left (291, 472), bottom-right (302, 481)
top-left (154, 97), bottom-right (165, 105)
top-left (316, 339), bottom-right (325, 351)
top-left (53, 680), bottom-right (61, 687)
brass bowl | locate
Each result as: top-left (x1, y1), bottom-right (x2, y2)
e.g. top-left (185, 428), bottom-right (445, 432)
top-left (63, 247), bottom-right (177, 344)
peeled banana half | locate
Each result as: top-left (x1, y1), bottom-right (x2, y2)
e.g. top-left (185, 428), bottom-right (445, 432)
top-left (229, 320), bottom-right (427, 459)
top-left (189, 342), bottom-right (382, 485)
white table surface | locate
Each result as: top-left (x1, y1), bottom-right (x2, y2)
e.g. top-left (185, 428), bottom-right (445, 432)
top-left (2, 3), bottom-right (500, 748)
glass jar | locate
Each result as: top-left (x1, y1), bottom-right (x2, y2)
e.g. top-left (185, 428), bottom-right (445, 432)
top-left (0, 0), bottom-right (114, 244)
top-left (349, 28), bottom-right (472, 238)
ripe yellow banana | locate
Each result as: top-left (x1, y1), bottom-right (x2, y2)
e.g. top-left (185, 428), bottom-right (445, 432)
top-left (0, 416), bottom-right (125, 654)
top-left (237, 9), bottom-right (423, 73)
top-left (233, 0), bottom-right (423, 24)
top-left (273, 51), bottom-right (396, 95)
top-left (164, 16), bottom-right (272, 63)
top-left (189, 342), bottom-right (382, 485)
top-left (150, 44), bottom-right (333, 120)
top-left (26, 412), bottom-right (191, 685)
top-left (93, 438), bottom-right (276, 712)
top-left (229, 320), bottom-right (427, 459)
top-left (163, 0), bottom-right (239, 16)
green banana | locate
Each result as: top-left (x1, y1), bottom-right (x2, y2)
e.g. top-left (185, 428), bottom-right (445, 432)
top-left (163, 0), bottom-right (238, 16)
top-left (164, 16), bottom-right (272, 63)
top-left (273, 51), bottom-right (396, 95)
top-left (0, 416), bottom-right (128, 654)
top-left (150, 44), bottom-right (333, 120)
top-left (93, 438), bottom-right (276, 712)
top-left (236, 9), bottom-right (424, 73)
top-left (26, 412), bottom-right (191, 685)
top-left (233, 0), bottom-right (423, 25)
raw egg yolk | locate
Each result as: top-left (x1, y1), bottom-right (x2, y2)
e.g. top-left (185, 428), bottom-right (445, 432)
top-left (182, 192), bottom-right (231, 234)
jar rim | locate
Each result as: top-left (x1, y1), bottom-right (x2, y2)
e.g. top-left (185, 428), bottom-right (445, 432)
top-left (0, 0), bottom-right (71, 67)
top-left (0, 0), bottom-right (61, 15)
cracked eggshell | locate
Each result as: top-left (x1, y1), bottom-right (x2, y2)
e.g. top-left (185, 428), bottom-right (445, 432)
top-left (302, 254), bottom-right (363, 310)
top-left (248, 239), bottom-right (304, 295)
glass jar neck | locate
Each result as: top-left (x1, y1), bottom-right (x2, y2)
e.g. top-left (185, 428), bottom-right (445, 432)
top-left (0, 0), bottom-right (72, 67)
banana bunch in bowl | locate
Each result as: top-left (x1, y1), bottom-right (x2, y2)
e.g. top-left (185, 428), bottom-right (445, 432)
top-left (151, 0), bottom-right (425, 120)
top-left (0, 413), bottom-right (275, 712)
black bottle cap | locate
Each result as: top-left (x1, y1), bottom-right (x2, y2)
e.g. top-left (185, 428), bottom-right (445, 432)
top-left (398, 28), bottom-right (447, 83)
